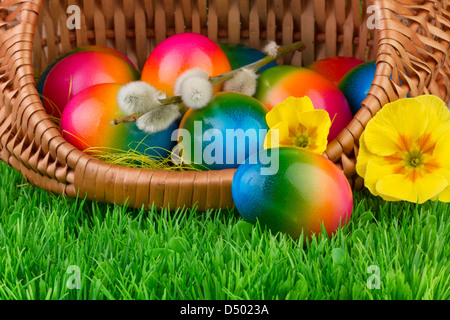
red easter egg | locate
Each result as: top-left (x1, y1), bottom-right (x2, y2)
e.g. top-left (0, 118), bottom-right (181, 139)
top-left (255, 67), bottom-right (353, 142)
top-left (308, 57), bottom-right (364, 86)
top-left (141, 33), bottom-right (231, 96)
top-left (43, 51), bottom-right (139, 118)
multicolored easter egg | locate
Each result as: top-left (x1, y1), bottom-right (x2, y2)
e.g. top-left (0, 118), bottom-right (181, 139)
top-left (60, 83), bottom-right (177, 158)
top-left (255, 66), bottom-right (353, 142)
top-left (308, 56), bottom-right (364, 86)
top-left (232, 147), bottom-right (353, 238)
top-left (254, 65), bottom-right (299, 96)
top-left (141, 33), bottom-right (232, 96)
top-left (36, 45), bottom-right (136, 97)
top-left (218, 43), bottom-right (277, 71)
top-left (43, 51), bottom-right (139, 118)
top-left (338, 61), bottom-right (376, 115)
top-left (178, 92), bottom-right (268, 170)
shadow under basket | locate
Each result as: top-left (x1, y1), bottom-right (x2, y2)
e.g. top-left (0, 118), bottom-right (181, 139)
top-left (0, 0), bottom-right (449, 211)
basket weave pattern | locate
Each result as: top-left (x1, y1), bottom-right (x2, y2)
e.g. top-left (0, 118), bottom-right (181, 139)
top-left (0, 0), bottom-right (449, 210)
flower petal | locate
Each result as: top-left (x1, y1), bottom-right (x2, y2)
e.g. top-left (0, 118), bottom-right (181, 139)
top-left (266, 105), bottom-right (284, 128)
top-left (298, 110), bottom-right (331, 137)
top-left (306, 144), bottom-right (325, 155)
top-left (356, 132), bottom-right (370, 179)
top-left (266, 96), bottom-right (314, 130)
top-left (266, 101), bottom-right (295, 130)
top-left (416, 95), bottom-right (450, 130)
top-left (376, 173), bottom-right (448, 204)
top-left (432, 133), bottom-right (450, 172)
top-left (364, 98), bottom-right (428, 156)
top-left (415, 94), bottom-right (448, 111)
top-left (294, 96), bottom-right (315, 112)
top-left (297, 109), bottom-right (331, 154)
top-left (418, 95), bottom-right (450, 151)
top-left (364, 158), bottom-right (399, 197)
top-left (431, 151), bottom-right (450, 201)
top-left (264, 121), bottom-right (290, 149)
top-left (435, 185), bottom-right (450, 203)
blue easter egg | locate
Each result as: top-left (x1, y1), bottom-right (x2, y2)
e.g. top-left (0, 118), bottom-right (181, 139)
top-left (338, 61), bottom-right (376, 115)
top-left (218, 43), bottom-right (277, 72)
top-left (178, 92), bottom-right (268, 170)
top-left (127, 120), bottom-right (179, 159)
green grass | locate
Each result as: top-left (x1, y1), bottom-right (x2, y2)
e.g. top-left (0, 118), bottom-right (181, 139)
top-left (0, 161), bottom-right (449, 300)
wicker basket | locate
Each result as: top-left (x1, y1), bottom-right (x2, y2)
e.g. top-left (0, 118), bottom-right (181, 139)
top-left (0, 0), bottom-right (449, 211)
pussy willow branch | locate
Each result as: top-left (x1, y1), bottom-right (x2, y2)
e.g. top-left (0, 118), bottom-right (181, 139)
top-left (112, 40), bottom-right (306, 125)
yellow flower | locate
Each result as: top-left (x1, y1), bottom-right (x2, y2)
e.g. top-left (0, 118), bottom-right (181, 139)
top-left (356, 95), bottom-right (450, 204)
top-left (264, 96), bottom-right (331, 154)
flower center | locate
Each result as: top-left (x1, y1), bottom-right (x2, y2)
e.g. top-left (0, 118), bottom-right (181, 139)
top-left (410, 157), bottom-right (421, 167)
top-left (406, 150), bottom-right (424, 169)
top-left (293, 134), bottom-right (310, 148)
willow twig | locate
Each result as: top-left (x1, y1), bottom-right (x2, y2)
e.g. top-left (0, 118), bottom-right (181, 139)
top-left (112, 40), bottom-right (306, 126)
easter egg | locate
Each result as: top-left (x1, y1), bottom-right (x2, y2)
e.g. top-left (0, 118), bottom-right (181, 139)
top-left (338, 61), bottom-right (376, 115)
top-left (60, 83), bottom-right (177, 158)
top-left (255, 66), bottom-right (353, 142)
top-left (178, 92), bottom-right (268, 170)
top-left (141, 33), bottom-right (232, 96)
top-left (232, 147), bottom-right (353, 238)
top-left (36, 46), bottom-right (136, 97)
top-left (218, 43), bottom-right (277, 71)
top-left (254, 65), bottom-right (300, 95)
top-left (308, 57), bottom-right (364, 86)
top-left (43, 51), bottom-right (139, 118)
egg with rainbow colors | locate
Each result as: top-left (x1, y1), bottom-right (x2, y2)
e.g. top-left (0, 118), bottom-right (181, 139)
top-left (60, 83), bottom-right (177, 158)
top-left (43, 51), bottom-right (139, 118)
top-left (218, 43), bottom-right (277, 72)
top-left (141, 33), bottom-right (232, 96)
top-left (178, 92), bottom-right (268, 171)
top-left (338, 61), bottom-right (376, 115)
top-left (232, 147), bottom-right (353, 238)
top-left (254, 66), bottom-right (353, 142)
top-left (308, 56), bottom-right (364, 86)
top-left (36, 45), bottom-right (136, 98)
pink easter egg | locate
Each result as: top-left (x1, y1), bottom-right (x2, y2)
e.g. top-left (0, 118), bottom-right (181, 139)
top-left (141, 33), bottom-right (231, 96)
top-left (42, 51), bottom-right (139, 118)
